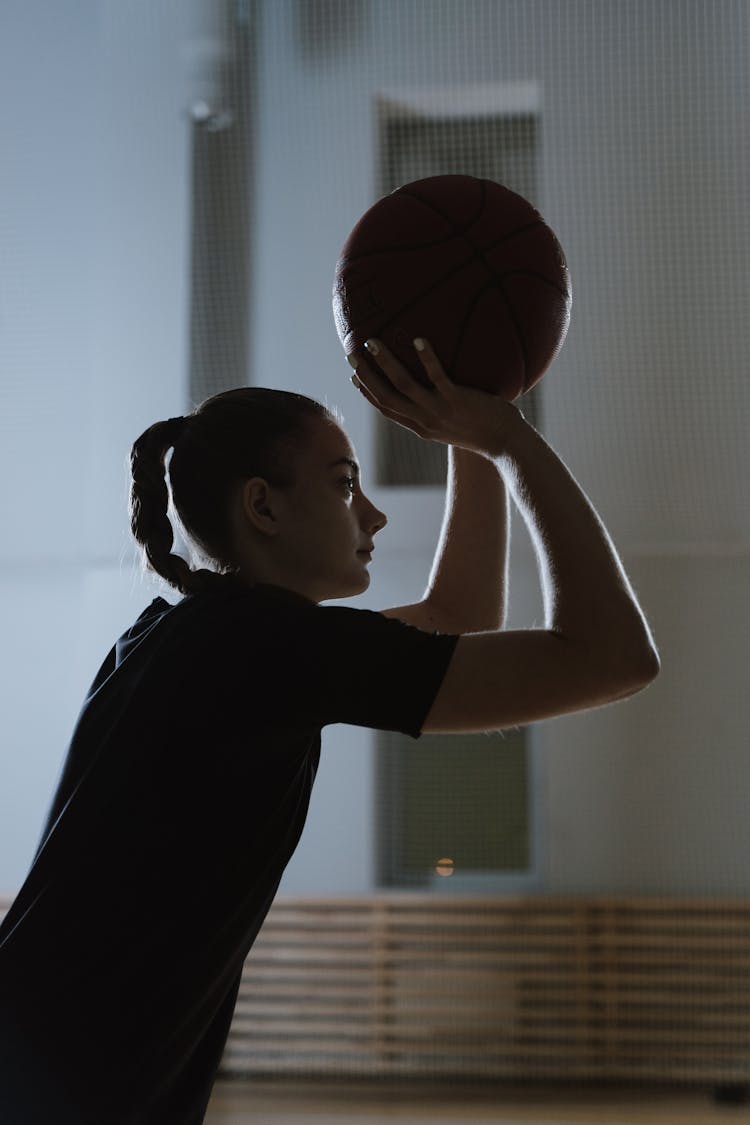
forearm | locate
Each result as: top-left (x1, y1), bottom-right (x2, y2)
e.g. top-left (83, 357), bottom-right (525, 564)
top-left (348, 331), bottom-right (656, 669)
top-left (491, 413), bottom-right (658, 665)
top-left (425, 446), bottom-right (509, 632)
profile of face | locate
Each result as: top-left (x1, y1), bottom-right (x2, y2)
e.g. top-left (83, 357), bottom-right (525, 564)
top-left (230, 417), bottom-right (388, 603)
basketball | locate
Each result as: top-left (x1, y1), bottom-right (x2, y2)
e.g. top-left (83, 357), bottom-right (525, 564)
top-left (332, 174), bottom-right (572, 400)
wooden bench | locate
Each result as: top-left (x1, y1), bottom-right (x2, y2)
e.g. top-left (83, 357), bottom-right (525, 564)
top-left (3, 894), bottom-right (749, 1084)
top-left (223, 895), bottom-right (750, 1084)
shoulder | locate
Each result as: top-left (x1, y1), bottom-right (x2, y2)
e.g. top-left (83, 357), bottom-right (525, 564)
top-left (173, 582), bottom-right (452, 658)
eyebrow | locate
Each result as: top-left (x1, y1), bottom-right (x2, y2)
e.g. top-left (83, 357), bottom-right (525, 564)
top-left (327, 457), bottom-right (360, 476)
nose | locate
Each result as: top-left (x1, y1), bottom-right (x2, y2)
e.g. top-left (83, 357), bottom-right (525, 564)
top-left (365, 499), bottom-right (387, 536)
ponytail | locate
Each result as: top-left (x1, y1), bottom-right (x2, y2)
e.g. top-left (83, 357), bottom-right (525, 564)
top-left (128, 388), bottom-right (334, 596)
top-left (129, 416), bottom-right (222, 595)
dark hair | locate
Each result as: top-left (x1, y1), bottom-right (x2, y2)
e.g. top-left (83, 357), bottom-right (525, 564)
top-left (129, 387), bottom-right (336, 596)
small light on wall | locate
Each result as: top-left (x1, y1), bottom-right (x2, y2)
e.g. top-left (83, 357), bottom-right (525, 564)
top-left (435, 857), bottom-right (455, 877)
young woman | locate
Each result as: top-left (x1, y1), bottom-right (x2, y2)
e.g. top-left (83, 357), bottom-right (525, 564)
top-left (0, 338), bottom-right (658, 1123)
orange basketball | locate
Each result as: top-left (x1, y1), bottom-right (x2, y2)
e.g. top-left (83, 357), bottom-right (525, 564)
top-left (333, 174), bottom-right (572, 400)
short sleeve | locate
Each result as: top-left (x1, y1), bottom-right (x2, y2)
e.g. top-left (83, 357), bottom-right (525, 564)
top-left (228, 595), bottom-right (460, 740)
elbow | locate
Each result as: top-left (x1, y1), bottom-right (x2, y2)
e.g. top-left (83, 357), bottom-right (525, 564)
top-left (632, 621), bottom-right (661, 685)
top-left (613, 643), bottom-right (661, 701)
top-left (638, 643), bottom-right (661, 688)
top-left (643, 643), bottom-right (661, 683)
top-left (610, 611), bottom-right (661, 693)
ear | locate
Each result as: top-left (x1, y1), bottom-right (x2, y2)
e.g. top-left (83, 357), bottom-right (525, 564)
top-left (240, 477), bottom-right (280, 538)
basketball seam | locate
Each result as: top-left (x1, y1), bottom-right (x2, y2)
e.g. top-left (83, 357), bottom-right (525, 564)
top-left (337, 182), bottom-right (477, 265)
top-left (497, 269), bottom-right (571, 301)
top-left (340, 217), bottom-right (568, 364)
top-left (452, 280), bottom-right (528, 393)
top-left (500, 272), bottom-right (571, 393)
top-left (397, 183), bottom-right (556, 291)
top-left (398, 178), bottom-right (487, 239)
top-left (494, 281), bottom-right (530, 393)
top-left (339, 219), bottom-right (547, 272)
top-left (343, 231), bottom-right (558, 338)
top-left (359, 250), bottom-right (567, 389)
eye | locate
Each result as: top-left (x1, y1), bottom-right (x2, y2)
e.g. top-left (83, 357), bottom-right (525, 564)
top-left (341, 475), bottom-right (357, 495)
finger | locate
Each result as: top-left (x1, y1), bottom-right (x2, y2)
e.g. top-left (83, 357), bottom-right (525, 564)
top-left (367, 395), bottom-right (430, 438)
top-left (350, 367), bottom-right (383, 409)
top-left (412, 338), bottom-right (455, 398)
top-left (350, 362), bottom-right (428, 437)
top-left (350, 348), bottom-right (413, 411)
top-left (355, 369), bottom-right (420, 429)
top-left (364, 339), bottom-right (439, 407)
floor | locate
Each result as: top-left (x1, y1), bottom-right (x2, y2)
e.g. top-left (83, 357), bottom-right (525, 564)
top-left (204, 1079), bottom-right (750, 1125)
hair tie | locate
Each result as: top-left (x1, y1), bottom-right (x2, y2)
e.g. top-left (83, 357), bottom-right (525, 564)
top-left (165, 416), bottom-right (186, 447)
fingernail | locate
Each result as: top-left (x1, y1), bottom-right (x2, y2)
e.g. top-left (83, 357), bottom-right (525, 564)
top-left (365, 339), bottom-right (380, 356)
top-left (347, 353), bottom-right (359, 371)
top-left (413, 338), bottom-right (425, 351)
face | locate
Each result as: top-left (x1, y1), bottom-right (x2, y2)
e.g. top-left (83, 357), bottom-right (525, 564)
top-left (238, 418), bottom-right (388, 603)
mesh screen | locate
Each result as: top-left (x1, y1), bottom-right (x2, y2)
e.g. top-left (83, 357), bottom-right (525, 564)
top-left (186, 0), bottom-right (750, 1086)
top-left (3, 0), bottom-right (749, 1098)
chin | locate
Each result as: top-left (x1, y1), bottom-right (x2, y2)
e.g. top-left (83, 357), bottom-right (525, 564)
top-left (317, 570), bottom-right (370, 603)
top-left (340, 567), bottom-right (371, 600)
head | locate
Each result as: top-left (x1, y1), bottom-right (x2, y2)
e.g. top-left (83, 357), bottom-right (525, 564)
top-left (129, 387), bottom-right (387, 603)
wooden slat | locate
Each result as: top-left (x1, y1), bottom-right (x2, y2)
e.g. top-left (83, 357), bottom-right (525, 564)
top-left (4, 894), bottom-right (750, 1083)
top-left (220, 895), bottom-right (750, 1081)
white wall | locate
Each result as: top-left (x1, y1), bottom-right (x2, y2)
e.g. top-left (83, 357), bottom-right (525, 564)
top-left (0, 0), bottom-right (206, 891)
top-left (255, 0), bottom-right (750, 897)
top-left (1, 0), bottom-right (748, 900)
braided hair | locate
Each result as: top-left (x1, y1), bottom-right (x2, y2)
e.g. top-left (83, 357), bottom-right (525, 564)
top-left (129, 387), bottom-right (335, 596)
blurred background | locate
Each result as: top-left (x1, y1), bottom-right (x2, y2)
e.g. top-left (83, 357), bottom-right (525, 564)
top-left (1, 0), bottom-right (749, 1101)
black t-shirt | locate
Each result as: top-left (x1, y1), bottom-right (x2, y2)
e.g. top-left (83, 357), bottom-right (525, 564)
top-left (0, 580), bottom-right (459, 1124)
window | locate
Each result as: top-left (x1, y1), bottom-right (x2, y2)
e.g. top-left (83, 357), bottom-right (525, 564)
top-left (375, 97), bottom-right (543, 486)
top-left (376, 728), bottom-right (535, 891)
top-left (374, 87), bottom-right (543, 889)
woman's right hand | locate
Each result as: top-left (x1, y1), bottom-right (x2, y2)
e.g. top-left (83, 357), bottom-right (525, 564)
top-left (347, 336), bottom-right (525, 459)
